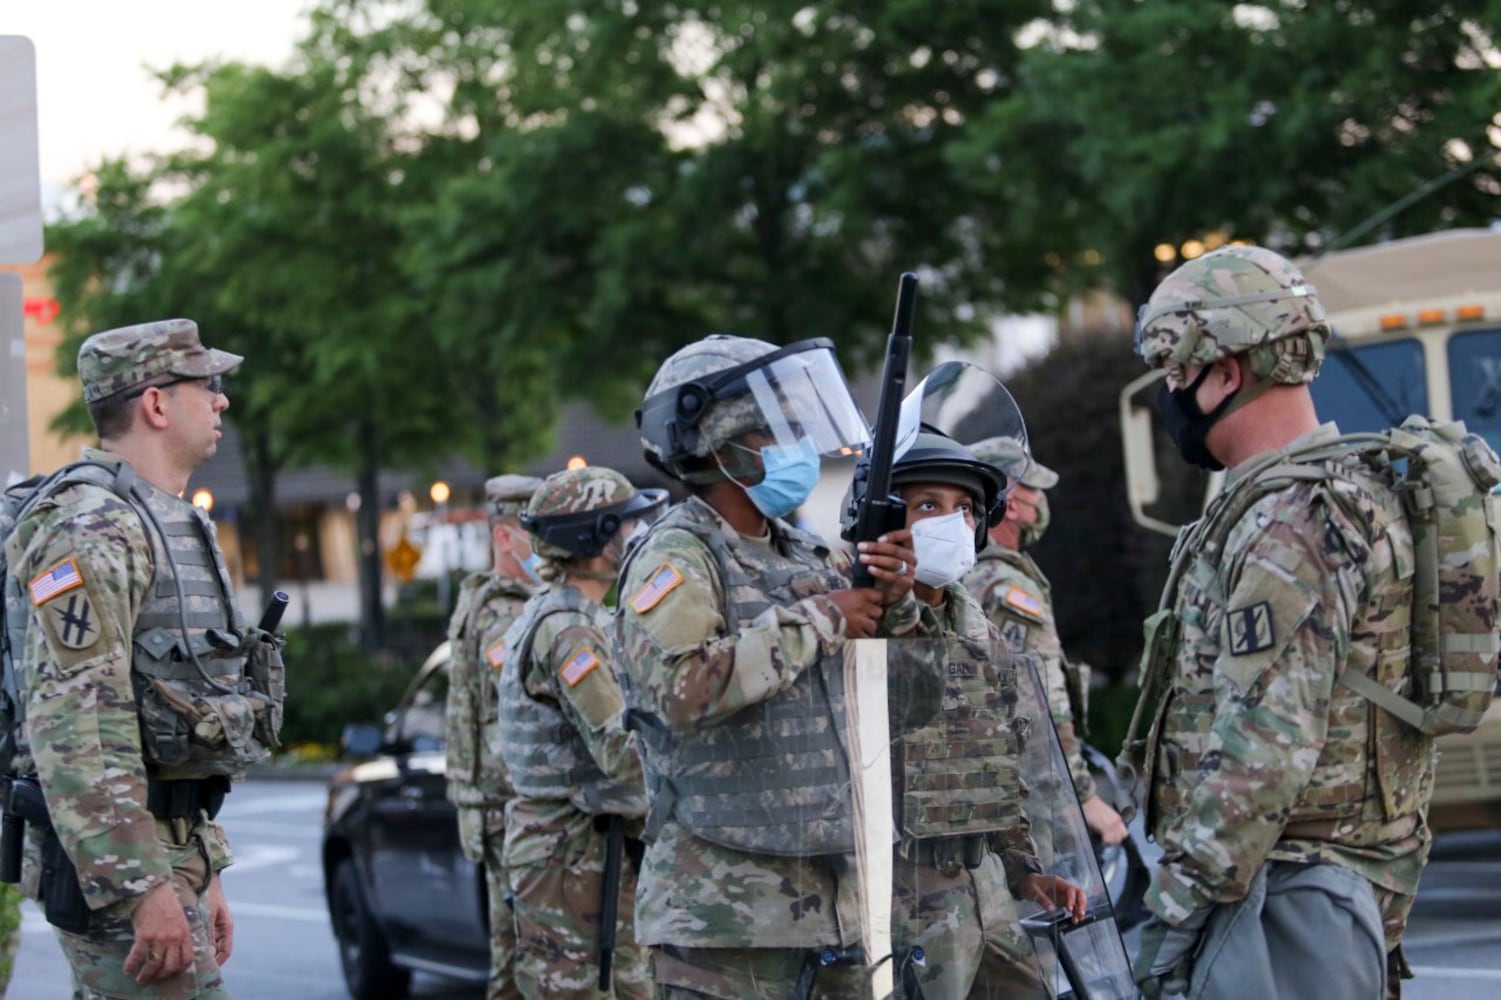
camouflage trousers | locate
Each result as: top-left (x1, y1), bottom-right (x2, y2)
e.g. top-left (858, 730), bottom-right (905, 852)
top-left (458, 805), bottom-right (522, 1000)
top-left (506, 816), bottom-right (649, 999)
top-left (56, 817), bottom-right (228, 999)
top-left (893, 846), bottom-right (1050, 1000)
top-left (650, 944), bottom-right (872, 999)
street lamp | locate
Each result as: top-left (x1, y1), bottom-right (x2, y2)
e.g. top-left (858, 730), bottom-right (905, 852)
top-left (191, 489), bottom-right (214, 512)
top-left (566, 455), bottom-right (587, 470)
top-left (430, 480), bottom-right (452, 611)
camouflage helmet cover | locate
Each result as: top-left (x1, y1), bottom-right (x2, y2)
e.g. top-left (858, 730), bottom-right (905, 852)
top-left (1135, 245), bottom-right (1330, 384)
top-left (641, 334), bottom-right (781, 463)
top-left (522, 466), bottom-right (667, 560)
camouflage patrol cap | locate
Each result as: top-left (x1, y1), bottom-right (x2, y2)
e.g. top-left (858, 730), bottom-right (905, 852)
top-left (970, 436), bottom-right (1056, 490)
top-left (484, 474), bottom-right (543, 521)
top-left (643, 334), bottom-right (780, 459)
top-left (1135, 245), bottom-right (1330, 384)
top-left (78, 318), bottom-right (243, 403)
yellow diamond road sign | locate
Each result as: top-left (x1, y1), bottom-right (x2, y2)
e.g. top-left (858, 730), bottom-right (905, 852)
top-left (1, 36), bottom-right (43, 266)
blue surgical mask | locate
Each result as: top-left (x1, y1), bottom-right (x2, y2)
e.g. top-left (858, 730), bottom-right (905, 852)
top-left (744, 439), bottom-right (821, 520)
top-left (519, 552), bottom-right (544, 585)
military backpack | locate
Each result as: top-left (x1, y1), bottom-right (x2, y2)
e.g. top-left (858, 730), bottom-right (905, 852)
top-left (0, 461), bottom-right (134, 778)
top-left (1178, 415), bottom-right (1501, 736)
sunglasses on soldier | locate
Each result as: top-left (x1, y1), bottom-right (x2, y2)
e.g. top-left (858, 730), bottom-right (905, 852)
top-left (121, 373), bottom-right (225, 400)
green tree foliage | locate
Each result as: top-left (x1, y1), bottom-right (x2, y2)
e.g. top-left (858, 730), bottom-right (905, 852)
top-left (957, 0), bottom-right (1501, 305)
top-left (321, 0), bottom-right (1056, 378)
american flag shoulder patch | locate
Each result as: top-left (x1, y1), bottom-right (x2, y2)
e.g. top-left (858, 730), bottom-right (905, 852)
top-left (1003, 585), bottom-right (1044, 620)
top-left (486, 640), bottom-right (507, 670)
top-left (629, 562), bottom-right (684, 614)
top-left (560, 646), bottom-right (601, 687)
top-left (30, 557), bottom-right (84, 606)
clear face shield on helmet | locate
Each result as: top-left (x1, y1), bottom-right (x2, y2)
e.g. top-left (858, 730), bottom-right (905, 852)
top-left (895, 360), bottom-right (1032, 496)
top-left (638, 338), bottom-right (871, 492)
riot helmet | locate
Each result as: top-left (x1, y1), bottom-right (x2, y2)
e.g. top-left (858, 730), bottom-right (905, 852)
top-left (889, 430), bottom-right (1010, 552)
top-left (637, 335), bottom-right (870, 486)
top-left (520, 467), bottom-right (668, 561)
top-left (1135, 245), bottom-right (1330, 385)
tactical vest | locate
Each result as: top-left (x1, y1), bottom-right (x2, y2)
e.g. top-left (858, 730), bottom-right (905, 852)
top-left (496, 586), bottom-right (640, 815)
top-left (129, 473), bottom-right (280, 779)
top-left (1135, 446), bottom-right (1425, 843)
top-left (899, 588), bottom-right (1026, 840)
top-left (6, 457), bottom-right (279, 782)
top-left (617, 498), bottom-right (856, 856)
top-left (446, 572), bottom-right (527, 805)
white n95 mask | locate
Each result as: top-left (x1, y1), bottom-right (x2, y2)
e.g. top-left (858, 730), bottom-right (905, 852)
top-left (910, 511), bottom-right (977, 588)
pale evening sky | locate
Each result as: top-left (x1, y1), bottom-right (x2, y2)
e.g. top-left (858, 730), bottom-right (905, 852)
top-left (4, 0), bottom-right (311, 215)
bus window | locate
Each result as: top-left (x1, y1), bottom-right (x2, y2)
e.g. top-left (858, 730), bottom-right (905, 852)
top-left (1312, 338), bottom-right (1428, 434)
top-left (1447, 327), bottom-right (1501, 456)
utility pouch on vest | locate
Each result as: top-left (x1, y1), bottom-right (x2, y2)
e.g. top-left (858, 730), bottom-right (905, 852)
top-left (1116, 607), bottom-right (1180, 825)
top-left (6, 776), bottom-right (89, 932)
top-left (146, 776), bottom-right (229, 821)
top-left (244, 629), bottom-right (286, 750)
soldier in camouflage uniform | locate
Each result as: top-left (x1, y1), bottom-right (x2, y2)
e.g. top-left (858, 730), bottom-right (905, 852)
top-left (1126, 246), bottom-right (1426, 999)
top-left (444, 473), bottom-right (544, 1000)
top-left (495, 466), bottom-right (666, 999)
top-left (962, 440), bottom-right (1129, 846)
top-left (617, 334), bottom-right (921, 998)
top-left (4, 320), bottom-right (277, 998)
top-left (878, 430), bottom-right (1087, 999)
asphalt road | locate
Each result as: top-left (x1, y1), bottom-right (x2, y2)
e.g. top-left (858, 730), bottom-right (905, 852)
top-left (10, 780), bottom-right (1501, 999)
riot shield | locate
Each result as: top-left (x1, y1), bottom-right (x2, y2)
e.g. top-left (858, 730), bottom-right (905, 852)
top-left (843, 637), bottom-right (1135, 1000)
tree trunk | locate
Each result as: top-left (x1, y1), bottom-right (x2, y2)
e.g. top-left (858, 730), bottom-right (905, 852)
top-left (356, 417), bottom-right (386, 653)
top-left (247, 427), bottom-right (280, 604)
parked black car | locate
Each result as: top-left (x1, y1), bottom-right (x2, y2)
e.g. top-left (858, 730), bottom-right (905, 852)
top-left (322, 641), bottom-right (489, 1000)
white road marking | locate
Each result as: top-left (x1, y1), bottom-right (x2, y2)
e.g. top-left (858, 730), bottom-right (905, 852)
top-left (221, 844), bottom-right (300, 873)
top-left (230, 900), bottom-right (330, 924)
top-left (1410, 966), bottom-right (1501, 980)
top-left (218, 790), bottom-right (328, 816)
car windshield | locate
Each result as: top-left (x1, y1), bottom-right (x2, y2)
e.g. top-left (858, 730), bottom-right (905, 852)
top-left (1313, 338), bottom-right (1428, 434)
top-left (396, 659), bottom-right (450, 752)
top-left (1447, 327), bottom-right (1501, 459)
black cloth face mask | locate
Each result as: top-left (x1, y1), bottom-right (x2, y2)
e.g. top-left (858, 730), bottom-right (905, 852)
top-left (1155, 364), bottom-right (1236, 471)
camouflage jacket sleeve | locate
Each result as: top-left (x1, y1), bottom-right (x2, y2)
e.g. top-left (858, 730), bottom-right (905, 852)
top-left (1148, 487), bottom-right (1363, 923)
top-left (15, 486), bottom-right (176, 912)
top-left (619, 527), bottom-right (849, 731)
top-left (444, 574), bottom-right (497, 792)
top-left (532, 611), bottom-right (645, 811)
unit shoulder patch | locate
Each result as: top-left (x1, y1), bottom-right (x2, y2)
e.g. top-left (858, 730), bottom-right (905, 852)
top-left (46, 591), bottom-right (100, 650)
top-left (629, 562), bottom-right (684, 614)
top-left (999, 619), bottom-right (1029, 654)
top-left (560, 646), bottom-right (601, 687)
top-left (1227, 601), bottom-right (1276, 656)
top-left (30, 556), bottom-right (84, 606)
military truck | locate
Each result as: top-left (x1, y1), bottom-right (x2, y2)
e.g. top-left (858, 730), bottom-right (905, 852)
top-left (1119, 227), bottom-right (1501, 831)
